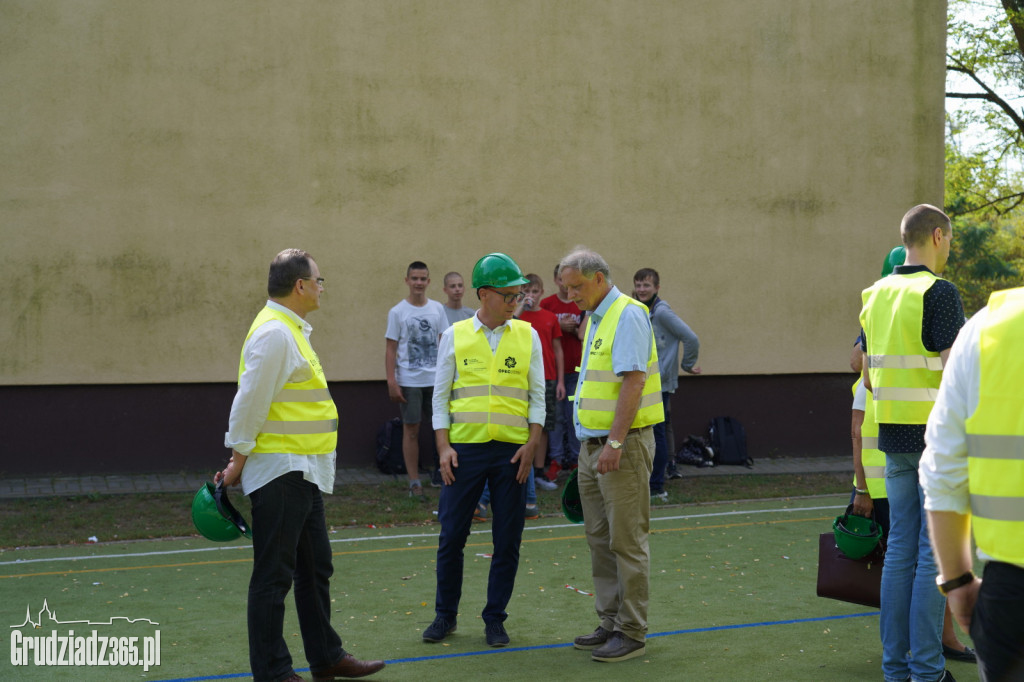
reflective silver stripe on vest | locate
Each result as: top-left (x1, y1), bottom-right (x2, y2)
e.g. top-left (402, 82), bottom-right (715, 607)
top-left (583, 369), bottom-right (620, 383)
top-left (871, 387), bottom-right (939, 402)
top-left (584, 365), bottom-right (656, 383)
top-left (864, 465), bottom-right (885, 479)
top-left (262, 418), bottom-right (339, 434)
top-left (274, 388), bottom-right (333, 403)
top-left (971, 494), bottom-right (1024, 522)
top-left (450, 385), bottom-right (529, 402)
top-left (965, 434), bottom-right (1024, 460)
top-left (577, 391), bottom-right (662, 413)
top-left (868, 354), bottom-right (944, 371)
top-left (450, 412), bottom-right (529, 428)
top-left (861, 436), bottom-right (879, 450)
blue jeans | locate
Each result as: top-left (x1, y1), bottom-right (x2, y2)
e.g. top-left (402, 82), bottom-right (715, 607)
top-left (879, 452), bottom-right (945, 682)
top-left (248, 472), bottom-right (345, 682)
top-left (549, 372), bottom-right (581, 466)
top-left (650, 392), bottom-right (672, 493)
top-left (435, 441), bottom-right (526, 624)
top-left (480, 472), bottom-right (535, 507)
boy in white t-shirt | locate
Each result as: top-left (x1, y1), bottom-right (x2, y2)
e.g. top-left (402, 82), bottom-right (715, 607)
top-left (385, 261), bottom-right (448, 497)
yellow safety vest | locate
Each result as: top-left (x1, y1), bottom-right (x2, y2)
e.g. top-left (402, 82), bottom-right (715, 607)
top-left (853, 378), bottom-right (887, 499)
top-left (577, 295), bottom-right (664, 430)
top-left (964, 287), bottom-right (1024, 564)
top-left (860, 271), bottom-right (943, 424)
top-left (240, 306), bottom-right (339, 455)
top-left (449, 319), bottom-right (532, 444)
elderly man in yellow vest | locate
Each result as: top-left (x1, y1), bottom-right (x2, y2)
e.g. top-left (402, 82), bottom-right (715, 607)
top-left (860, 205), bottom-right (965, 682)
top-left (425, 253), bottom-right (545, 648)
top-left (922, 286), bottom-right (1024, 681)
top-left (217, 249), bottom-right (384, 682)
top-left (558, 248), bottom-right (663, 663)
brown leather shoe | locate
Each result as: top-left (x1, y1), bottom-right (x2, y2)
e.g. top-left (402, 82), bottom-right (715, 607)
top-left (312, 654), bottom-right (386, 680)
top-left (282, 675), bottom-right (306, 682)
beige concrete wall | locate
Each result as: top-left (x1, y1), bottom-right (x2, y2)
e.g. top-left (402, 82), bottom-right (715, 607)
top-left (0, 0), bottom-right (946, 385)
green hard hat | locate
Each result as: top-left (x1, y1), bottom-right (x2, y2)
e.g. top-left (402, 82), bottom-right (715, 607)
top-left (832, 506), bottom-right (882, 559)
top-left (561, 469), bottom-right (584, 524)
top-left (881, 246), bottom-right (906, 277)
top-left (191, 482), bottom-right (252, 542)
top-left (471, 253), bottom-right (530, 289)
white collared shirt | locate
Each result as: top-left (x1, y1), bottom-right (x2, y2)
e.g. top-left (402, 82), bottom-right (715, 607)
top-left (225, 301), bottom-right (336, 495)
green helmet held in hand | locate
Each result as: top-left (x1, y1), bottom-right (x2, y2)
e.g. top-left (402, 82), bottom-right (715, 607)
top-left (561, 469), bottom-right (584, 524)
top-left (832, 505), bottom-right (882, 559)
top-left (192, 481), bottom-right (253, 542)
top-left (471, 253), bottom-right (530, 289)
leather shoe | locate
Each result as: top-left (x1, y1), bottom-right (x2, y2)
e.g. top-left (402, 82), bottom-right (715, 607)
top-left (943, 644), bottom-right (977, 663)
top-left (282, 675), bottom-right (305, 682)
top-left (311, 654), bottom-right (385, 680)
top-left (591, 631), bottom-right (646, 662)
top-left (573, 625), bottom-right (612, 650)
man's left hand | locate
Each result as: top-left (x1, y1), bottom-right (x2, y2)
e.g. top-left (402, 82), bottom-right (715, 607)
top-left (511, 442), bottom-right (536, 483)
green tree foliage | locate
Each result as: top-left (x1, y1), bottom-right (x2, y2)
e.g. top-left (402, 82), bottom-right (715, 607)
top-left (945, 0), bottom-right (1024, 314)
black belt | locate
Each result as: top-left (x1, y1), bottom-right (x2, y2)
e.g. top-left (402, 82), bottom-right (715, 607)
top-left (585, 426), bottom-right (652, 448)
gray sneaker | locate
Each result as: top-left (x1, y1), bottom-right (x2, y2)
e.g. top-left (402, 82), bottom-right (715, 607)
top-left (573, 626), bottom-right (612, 650)
top-left (534, 476), bottom-right (558, 491)
top-left (591, 631), bottom-right (646, 662)
top-left (409, 481), bottom-right (427, 500)
top-left (651, 490), bottom-right (669, 503)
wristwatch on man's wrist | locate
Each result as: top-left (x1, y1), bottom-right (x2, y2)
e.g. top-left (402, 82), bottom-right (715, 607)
top-left (607, 439), bottom-right (623, 450)
top-left (936, 570), bottom-right (975, 596)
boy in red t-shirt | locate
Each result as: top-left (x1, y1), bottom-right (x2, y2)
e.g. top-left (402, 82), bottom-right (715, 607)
top-left (539, 265), bottom-right (584, 475)
top-left (515, 274), bottom-right (565, 491)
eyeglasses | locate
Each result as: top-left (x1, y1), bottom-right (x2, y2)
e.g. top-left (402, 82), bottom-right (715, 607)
top-left (482, 287), bottom-right (525, 304)
top-left (300, 277), bottom-right (325, 287)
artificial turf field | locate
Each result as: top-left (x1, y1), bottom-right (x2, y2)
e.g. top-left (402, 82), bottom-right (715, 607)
top-left (0, 493), bottom-right (979, 681)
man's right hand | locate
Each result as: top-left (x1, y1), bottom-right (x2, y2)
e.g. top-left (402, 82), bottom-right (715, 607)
top-left (214, 451), bottom-right (246, 487)
top-left (388, 383), bottom-right (407, 404)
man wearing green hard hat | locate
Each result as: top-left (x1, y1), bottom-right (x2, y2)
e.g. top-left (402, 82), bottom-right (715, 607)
top-left (426, 252), bottom-right (546, 648)
top-left (213, 249), bottom-right (384, 682)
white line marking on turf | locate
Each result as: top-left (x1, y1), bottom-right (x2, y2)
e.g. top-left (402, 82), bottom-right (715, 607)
top-left (0, 503), bottom-right (843, 567)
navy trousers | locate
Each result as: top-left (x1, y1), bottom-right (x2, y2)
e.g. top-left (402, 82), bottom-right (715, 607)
top-left (434, 440), bottom-right (526, 624)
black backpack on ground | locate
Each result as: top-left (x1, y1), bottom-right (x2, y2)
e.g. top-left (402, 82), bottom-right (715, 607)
top-left (375, 417), bottom-right (406, 475)
top-left (707, 416), bottom-right (753, 468)
top-left (675, 435), bottom-right (715, 467)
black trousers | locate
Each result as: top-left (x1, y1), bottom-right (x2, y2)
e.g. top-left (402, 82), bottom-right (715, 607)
top-left (972, 561), bottom-right (1024, 682)
top-left (248, 472), bottom-right (345, 682)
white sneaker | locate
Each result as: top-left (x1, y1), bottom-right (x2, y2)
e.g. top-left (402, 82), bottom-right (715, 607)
top-left (651, 490), bottom-right (668, 503)
top-left (534, 476), bottom-right (558, 491)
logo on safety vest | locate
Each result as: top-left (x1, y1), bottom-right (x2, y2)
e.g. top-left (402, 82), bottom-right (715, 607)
top-left (504, 356), bottom-right (517, 369)
top-left (594, 339), bottom-right (603, 350)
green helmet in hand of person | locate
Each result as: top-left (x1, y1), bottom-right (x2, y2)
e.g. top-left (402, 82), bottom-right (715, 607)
top-left (471, 253), bottom-right (530, 289)
top-left (561, 469), bottom-right (584, 524)
top-left (192, 481), bottom-right (253, 542)
top-left (832, 505), bottom-right (882, 559)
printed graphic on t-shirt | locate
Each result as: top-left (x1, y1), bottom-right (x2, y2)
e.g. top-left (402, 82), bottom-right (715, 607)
top-left (404, 316), bottom-right (440, 368)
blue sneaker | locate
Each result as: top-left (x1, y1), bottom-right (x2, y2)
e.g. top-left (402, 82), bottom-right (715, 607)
top-left (422, 616), bottom-right (457, 642)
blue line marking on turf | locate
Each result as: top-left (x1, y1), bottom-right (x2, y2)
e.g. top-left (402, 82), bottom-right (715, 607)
top-left (151, 611), bottom-right (879, 681)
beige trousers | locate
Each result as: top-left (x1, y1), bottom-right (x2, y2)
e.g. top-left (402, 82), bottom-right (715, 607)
top-left (577, 426), bottom-right (654, 642)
